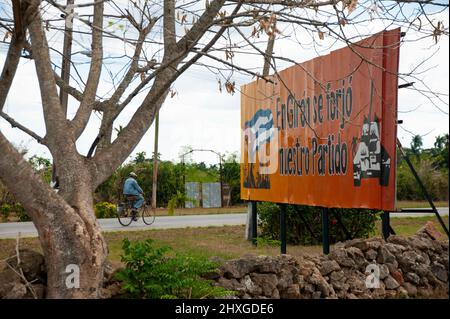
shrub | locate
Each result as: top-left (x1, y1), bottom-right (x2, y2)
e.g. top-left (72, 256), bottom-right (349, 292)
top-left (115, 238), bottom-right (233, 299)
top-left (258, 202), bottom-right (380, 245)
top-left (1, 203), bottom-right (11, 222)
top-left (15, 203), bottom-right (31, 222)
top-left (167, 191), bottom-right (197, 216)
top-left (94, 202), bottom-right (117, 219)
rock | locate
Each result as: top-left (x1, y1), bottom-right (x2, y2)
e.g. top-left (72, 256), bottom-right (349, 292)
top-left (101, 282), bottom-right (122, 299)
top-left (319, 260), bottom-right (340, 275)
top-left (250, 273), bottom-right (278, 297)
top-left (402, 282), bottom-right (417, 297)
top-left (6, 249), bottom-right (46, 283)
top-left (384, 275), bottom-right (400, 290)
top-left (397, 251), bottom-right (417, 272)
top-left (298, 261), bottom-right (316, 277)
top-left (220, 257), bottom-right (259, 279)
top-left (430, 262), bottom-right (448, 282)
top-left (384, 290), bottom-right (398, 299)
top-left (202, 269), bottom-right (221, 281)
top-left (387, 235), bottom-right (409, 247)
top-left (344, 239), bottom-right (369, 251)
top-left (365, 249), bottom-right (377, 261)
top-left (366, 238), bottom-right (383, 250)
top-left (416, 221), bottom-right (442, 240)
top-left (277, 269), bottom-right (295, 291)
top-left (379, 264), bottom-right (389, 280)
top-left (385, 261), bottom-right (399, 274)
top-left (346, 274), bottom-right (366, 293)
top-left (377, 246), bottom-right (396, 264)
top-left (390, 270), bottom-right (404, 285)
top-left (385, 243), bottom-right (406, 256)
top-left (0, 268), bottom-right (21, 298)
top-left (310, 291), bottom-right (321, 299)
top-left (217, 277), bottom-right (245, 294)
top-left (409, 235), bottom-right (434, 251)
top-left (280, 284), bottom-right (300, 299)
top-left (3, 282), bottom-right (27, 299)
top-left (271, 288), bottom-right (280, 299)
top-left (329, 249), bottom-right (355, 268)
top-left (347, 247), bottom-right (366, 268)
top-left (103, 260), bottom-right (115, 283)
top-left (303, 283), bottom-right (315, 294)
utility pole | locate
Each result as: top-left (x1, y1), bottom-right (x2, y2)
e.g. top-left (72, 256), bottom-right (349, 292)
top-left (151, 112), bottom-right (159, 209)
top-left (53, 0), bottom-right (74, 187)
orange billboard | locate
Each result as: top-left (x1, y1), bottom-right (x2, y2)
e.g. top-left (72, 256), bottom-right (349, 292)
top-left (240, 29), bottom-right (400, 211)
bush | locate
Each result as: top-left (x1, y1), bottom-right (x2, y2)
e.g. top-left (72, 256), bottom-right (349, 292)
top-left (95, 202), bottom-right (117, 219)
top-left (115, 238), bottom-right (233, 299)
top-left (1, 204), bottom-right (11, 222)
top-left (15, 203), bottom-right (31, 222)
top-left (258, 202), bottom-right (380, 245)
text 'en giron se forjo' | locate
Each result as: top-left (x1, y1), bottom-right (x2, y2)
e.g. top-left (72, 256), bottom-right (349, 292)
top-left (277, 77), bottom-right (353, 177)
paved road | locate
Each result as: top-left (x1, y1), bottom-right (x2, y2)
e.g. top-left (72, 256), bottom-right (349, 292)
top-left (0, 213), bottom-right (248, 239)
top-left (0, 208), bottom-right (448, 239)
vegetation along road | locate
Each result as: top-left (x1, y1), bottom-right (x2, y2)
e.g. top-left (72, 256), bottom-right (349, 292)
top-left (0, 207), bottom-right (447, 239)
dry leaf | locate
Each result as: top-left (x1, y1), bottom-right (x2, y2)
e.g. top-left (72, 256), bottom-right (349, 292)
top-left (346, 0), bottom-right (358, 14)
top-left (339, 18), bottom-right (347, 27)
top-left (3, 31), bottom-right (11, 42)
top-left (140, 72), bottom-right (145, 82)
top-left (318, 31), bottom-right (324, 40)
top-left (225, 81), bottom-right (235, 95)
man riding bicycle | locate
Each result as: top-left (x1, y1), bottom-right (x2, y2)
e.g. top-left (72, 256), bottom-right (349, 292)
top-left (123, 172), bottom-right (144, 221)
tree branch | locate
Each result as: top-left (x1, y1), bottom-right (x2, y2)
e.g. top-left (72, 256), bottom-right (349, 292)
top-left (0, 111), bottom-right (44, 143)
top-left (70, 0), bottom-right (104, 138)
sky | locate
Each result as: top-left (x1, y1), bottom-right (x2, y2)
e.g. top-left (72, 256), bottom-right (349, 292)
top-left (0, 1), bottom-right (448, 166)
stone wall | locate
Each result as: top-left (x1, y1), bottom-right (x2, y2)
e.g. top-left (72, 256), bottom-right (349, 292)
top-left (214, 222), bottom-right (449, 299)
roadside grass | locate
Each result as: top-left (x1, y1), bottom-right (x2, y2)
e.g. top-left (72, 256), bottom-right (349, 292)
top-left (376, 216), bottom-right (449, 237)
top-left (396, 200), bottom-right (448, 209)
top-left (0, 216), bottom-right (447, 269)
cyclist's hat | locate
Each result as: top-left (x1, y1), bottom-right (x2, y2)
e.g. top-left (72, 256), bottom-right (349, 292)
top-left (129, 172), bottom-right (137, 178)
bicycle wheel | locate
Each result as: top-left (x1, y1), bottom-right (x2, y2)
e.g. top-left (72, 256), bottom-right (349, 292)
top-left (142, 205), bottom-right (156, 225)
top-left (117, 205), bottom-right (133, 226)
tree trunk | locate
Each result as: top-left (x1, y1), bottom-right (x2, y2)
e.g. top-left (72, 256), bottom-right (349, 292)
top-left (0, 132), bottom-right (107, 298)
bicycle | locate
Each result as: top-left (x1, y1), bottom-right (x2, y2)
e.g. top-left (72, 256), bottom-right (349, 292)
top-left (116, 195), bottom-right (156, 226)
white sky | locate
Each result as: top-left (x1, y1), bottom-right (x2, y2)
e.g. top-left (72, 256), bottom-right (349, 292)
top-left (0, 2), bottom-right (448, 166)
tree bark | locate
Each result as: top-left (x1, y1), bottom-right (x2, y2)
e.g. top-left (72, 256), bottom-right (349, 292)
top-left (0, 131), bottom-right (107, 298)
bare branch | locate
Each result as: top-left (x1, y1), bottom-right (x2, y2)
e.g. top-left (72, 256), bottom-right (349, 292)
top-left (0, 111), bottom-right (44, 143)
top-left (70, 0), bottom-right (104, 138)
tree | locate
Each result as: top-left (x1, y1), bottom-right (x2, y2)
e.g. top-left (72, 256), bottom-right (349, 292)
top-left (410, 134), bottom-right (423, 159)
top-left (0, 0), bottom-right (448, 298)
top-left (432, 134), bottom-right (449, 169)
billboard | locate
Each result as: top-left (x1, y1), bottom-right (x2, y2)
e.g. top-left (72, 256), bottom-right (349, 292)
top-left (240, 28), bottom-right (400, 211)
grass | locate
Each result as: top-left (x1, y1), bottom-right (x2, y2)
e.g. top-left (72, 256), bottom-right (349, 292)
top-left (378, 215), bottom-right (449, 237)
top-left (396, 200), bottom-right (448, 209)
top-left (0, 216), bottom-right (447, 270)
